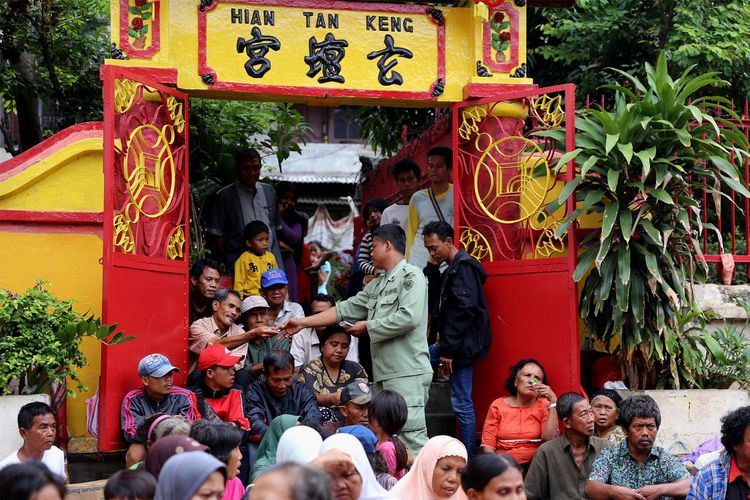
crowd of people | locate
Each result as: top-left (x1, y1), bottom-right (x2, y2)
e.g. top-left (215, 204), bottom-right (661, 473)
top-left (0, 145), bottom-right (748, 500)
top-left (4, 384), bottom-right (750, 499)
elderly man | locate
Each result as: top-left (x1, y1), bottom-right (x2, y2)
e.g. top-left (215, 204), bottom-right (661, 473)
top-left (525, 392), bottom-right (611, 499)
top-left (290, 294), bottom-right (359, 369)
top-left (688, 405), bottom-right (750, 499)
top-left (120, 353), bottom-right (199, 467)
top-left (189, 288), bottom-right (276, 375)
top-left (240, 295), bottom-right (288, 379)
top-left (283, 223), bottom-right (432, 455)
top-left (0, 402), bottom-right (66, 480)
top-left (586, 395), bottom-right (690, 500)
top-left (189, 259), bottom-right (221, 325)
top-left (260, 269), bottom-right (304, 329)
top-left (207, 147), bottom-right (283, 269)
top-left (244, 350), bottom-right (322, 441)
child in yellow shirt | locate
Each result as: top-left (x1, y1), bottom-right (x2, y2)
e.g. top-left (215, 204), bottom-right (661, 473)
top-left (234, 220), bottom-right (278, 298)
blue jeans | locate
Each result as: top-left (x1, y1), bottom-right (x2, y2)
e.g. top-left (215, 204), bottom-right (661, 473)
top-left (430, 344), bottom-right (477, 457)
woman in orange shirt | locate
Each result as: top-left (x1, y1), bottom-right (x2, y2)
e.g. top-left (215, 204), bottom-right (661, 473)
top-left (480, 358), bottom-right (558, 471)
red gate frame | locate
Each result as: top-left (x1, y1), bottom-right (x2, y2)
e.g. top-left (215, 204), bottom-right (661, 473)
top-left (98, 66), bottom-right (190, 451)
top-left (451, 83), bottom-right (581, 416)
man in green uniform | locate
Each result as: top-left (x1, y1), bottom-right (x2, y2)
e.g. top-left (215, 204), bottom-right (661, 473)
top-left (281, 224), bottom-right (432, 455)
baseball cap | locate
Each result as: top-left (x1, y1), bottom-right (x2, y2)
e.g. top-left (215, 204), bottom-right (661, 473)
top-left (338, 425), bottom-right (377, 453)
top-left (241, 295), bottom-right (270, 315)
top-left (138, 353), bottom-right (180, 378)
top-left (261, 269), bottom-right (288, 288)
top-left (198, 344), bottom-right (243, 372)
top-left (340, 381), bottom-right (372, 405)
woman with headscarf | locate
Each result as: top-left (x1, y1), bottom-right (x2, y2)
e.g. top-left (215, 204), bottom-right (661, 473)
top-left (154, 451), bottom-right (227, 500)
top-left (250, 414), bottom-right (299, 481)
top-left (276, 181), bottom-right (308, 302)
top-left (319, 432), bottom-right (393, 500)
top-left (590, 388), bottom-right (625, 444)
top-left (276, 425), bottom-right (324, 464)
top-left (391, 435), bottom-right (469, 500)
top-left (144, 434), bottom-right (209, 480)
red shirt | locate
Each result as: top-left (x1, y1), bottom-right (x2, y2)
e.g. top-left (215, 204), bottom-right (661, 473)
top-left (727, 456), bottom-right (750, 500)
top-left (201, 388), bottom-right (250, 431)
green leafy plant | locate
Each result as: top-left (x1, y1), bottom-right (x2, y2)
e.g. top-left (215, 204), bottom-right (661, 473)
top-left (530, 0), bottom-right (750, 102)
top-left (670, 302), bottom-right (750, 389)
top-left (538, 52), bottom-right (750, 389)
top-left (357, 106), bottom-right (447, 157)
top-left (188, 99), bottom-right (310, 265)
top-left (0, 282), bottom-right (133, 396)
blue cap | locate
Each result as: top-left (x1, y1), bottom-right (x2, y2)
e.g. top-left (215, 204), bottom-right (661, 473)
top-left (338, 425), bottom-right (377, 454)
top-left (261, 269), bottom-right (288, 288)
top-left (138, 353), bottom-right (179, 378)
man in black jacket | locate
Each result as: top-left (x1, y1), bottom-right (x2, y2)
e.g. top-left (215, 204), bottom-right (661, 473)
top-left (244, 350), bottom-right (323, 441)
top-left (423, 221), bottom-right (491, 457)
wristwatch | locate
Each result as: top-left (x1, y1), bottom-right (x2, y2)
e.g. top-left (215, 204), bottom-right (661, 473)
top-left (547, 402), bottom-right (557, 410)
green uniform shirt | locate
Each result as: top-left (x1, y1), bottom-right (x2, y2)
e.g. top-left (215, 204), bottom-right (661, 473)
top-left (337, 259), bottom-right (432, 383)
top-left (244, 336), bottom-right (290, 369)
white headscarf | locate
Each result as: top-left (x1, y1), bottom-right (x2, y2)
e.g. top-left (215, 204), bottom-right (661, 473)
top-left (391, 436), bottom-right (469, 500)
top-left (276, 425), bottom-right (324, 464)
top-left (320, 433), bottom-right (394, 500)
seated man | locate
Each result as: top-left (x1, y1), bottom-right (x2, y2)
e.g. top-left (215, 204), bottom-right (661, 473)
top-left (191, 344), bottom-right (250, 431)
top-left (188, 288), bottom-right (246, 373)
top-left (121, 353), bottom-right (199, 467)
top-left (0, 402), bottom-right (66, 481)
top-left (290, 293), bottom-right (359, 369)
top-left (240, 295), bottom-right (288, 380)
top-left (189, 258), bottom-right (221, 325)
top-left (245, 350), bottom-right (323, 441)
top-left (336, 381), bottom-right (373, 428)
top-left (689, 405), bottom-right (750, 499)
top-left (525, 392), bottom-right (611, 499)
top-left (189, 288), bottom-right (276, 387)
top-left (261, 269), bottom-right (304, 329)
top-left (586, 395), bottom-right (690, 499)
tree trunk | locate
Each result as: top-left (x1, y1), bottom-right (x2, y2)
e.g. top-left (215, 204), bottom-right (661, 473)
top-left (13, 92), bottom-right (42, 152)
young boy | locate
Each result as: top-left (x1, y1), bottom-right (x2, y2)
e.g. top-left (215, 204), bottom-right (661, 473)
top-left (381, 159), bottom-right (421, 232)
top-left (234, 220), bottom-right (278, 298)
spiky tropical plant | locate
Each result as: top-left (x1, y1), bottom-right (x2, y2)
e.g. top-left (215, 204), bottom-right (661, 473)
top-left (538, 52), bottom-right (750, 389)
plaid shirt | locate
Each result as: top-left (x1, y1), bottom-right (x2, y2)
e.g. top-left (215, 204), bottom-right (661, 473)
top-left (688, 451), bottom-right (730, 500)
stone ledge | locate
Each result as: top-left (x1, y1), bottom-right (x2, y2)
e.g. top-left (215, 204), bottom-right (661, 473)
top-left (693, 284), bottom-right (750, 320)
top-left (623, 389), bottom-right (750, 453)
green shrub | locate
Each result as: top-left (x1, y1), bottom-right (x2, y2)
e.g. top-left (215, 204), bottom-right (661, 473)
top-left (0, 281), bottom-right (132, 396)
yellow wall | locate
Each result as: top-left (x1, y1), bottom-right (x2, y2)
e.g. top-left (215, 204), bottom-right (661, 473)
top-left (0, 135), bottom-right (104, 438)
top-left (0, 232), bottom-right (103, 437)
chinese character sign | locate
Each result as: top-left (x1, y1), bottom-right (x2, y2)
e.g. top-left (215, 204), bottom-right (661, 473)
top-left (201, 2), bottom-right (443, 95)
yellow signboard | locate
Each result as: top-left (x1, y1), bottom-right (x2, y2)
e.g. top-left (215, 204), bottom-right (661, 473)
top-left (199, 1), bottom-right (446, 99)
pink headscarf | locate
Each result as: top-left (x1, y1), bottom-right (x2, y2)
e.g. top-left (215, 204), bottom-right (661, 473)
top-left (391, 436), bottom-right (469, 500)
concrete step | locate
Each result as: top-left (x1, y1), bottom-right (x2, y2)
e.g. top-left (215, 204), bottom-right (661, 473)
top-left (426, 380), bottom-right (456, 438)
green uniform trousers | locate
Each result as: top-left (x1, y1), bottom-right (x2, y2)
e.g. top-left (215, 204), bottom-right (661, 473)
top-left (376, 372), bottom-right (432, 457)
